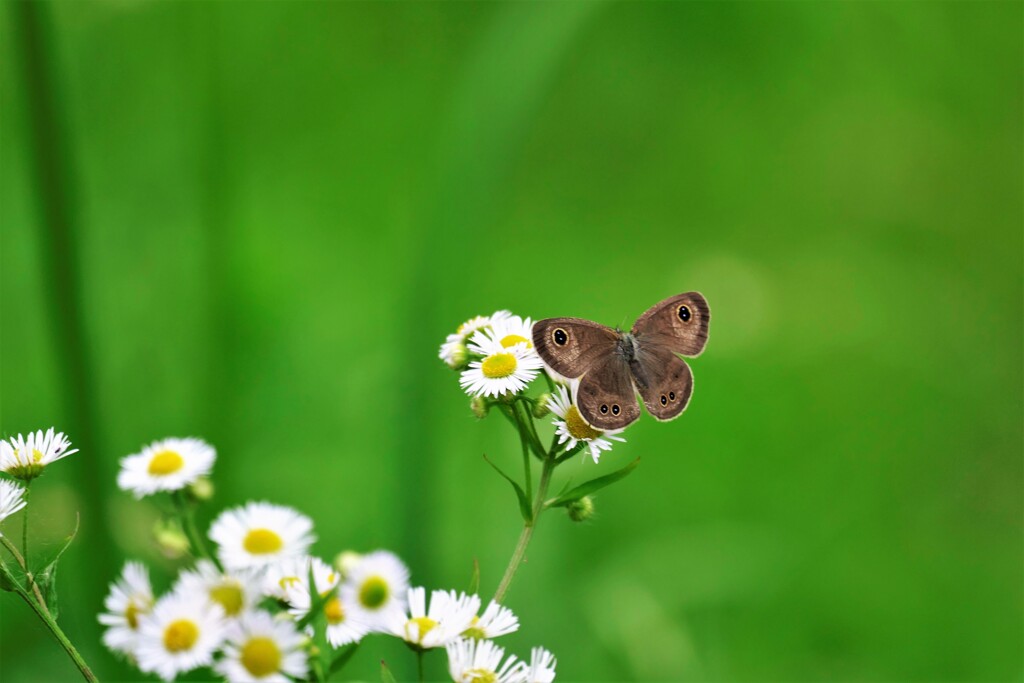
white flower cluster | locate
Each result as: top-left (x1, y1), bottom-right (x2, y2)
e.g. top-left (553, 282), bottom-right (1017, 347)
top-left (100, 437), bottom-right (557, 682)
top-left (439, 310), bottom-right (627, 463)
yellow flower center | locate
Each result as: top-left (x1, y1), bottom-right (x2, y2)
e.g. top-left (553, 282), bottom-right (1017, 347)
top-left (566, 405), bottom-right (602, 441)
top-left (31, 448), bottom-right (44, 463)
top-left (278, 576), bottom-right (300, 592)
top-left (405, 616), bottom-right (439, 644)
top-left (209, 582), bottom-right (245, 616)
top-left (163, 619), bottom-right (199, 653)
top-left (359, 576), bottom-right (389, 609)
top-left (324, 596), bottom-right (345, 624)
top-left (125, 602), bottom-right (142, 630)
top-left (462, 616), bottom-right (486, 639)
top-left (6, 450), bottom-right (45, 481)
top-left (465, 669), bottom-right (498, 683)
top-left (240, 636), bottom-right (282, 677)
top-left (499, 334), bottom-right (531, 349)
top-left (481, 353), bottom-right (517, 379)
top-left (148, 450), bottom-right (185, 476)
top-left (243, 528), bottom-right (283, 555)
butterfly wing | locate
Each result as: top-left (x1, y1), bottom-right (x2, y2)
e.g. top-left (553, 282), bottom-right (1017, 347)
top-left (631, 343), bottom-right (694, 421)
top-left (532, 318), bottom-right (620, 380)
top-left (630, 292), bottom-right (710, 357)
top-left (575, 354), bottom-right (642, 430)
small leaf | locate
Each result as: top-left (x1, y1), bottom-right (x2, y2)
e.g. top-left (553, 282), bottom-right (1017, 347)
top-left (468, 558), bottom-right (480, 595)
top-left (35, 513), bottom-right (80, 619)
top-left (547, 457), bottom-right (641, 508)
top-left (0, 566), bottom-right (17, 593)
top-left (483, 454), bottom-right (532, 522)
top-left (328, 643), bottom-right (360, 676)
top-left (380, 660), bottom-right (398, 683)
top-left (296, 564), bottom-right (336, 630)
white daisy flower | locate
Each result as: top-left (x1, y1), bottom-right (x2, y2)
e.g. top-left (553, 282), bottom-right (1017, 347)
top-left (463, 600), bottom-right (519, 640)
top-left (341, 550), bottom-right (410, 629)
top-left (0, 428), bottom-right (77, 481)
top-left (135, 592), bottom-right (226, 681)
top-left (460, 330), bottom-right (543, 398)
top-left (387, 587), bottom-right (481, 650)
top-left (550, 384), bottom-right (625, 463)
top-left (215, 610), bottom-right (309, 683)
top-left (446, 638), bottom-right (526, 683)
top-left (209, 502), bottom-right (315, 571)
top-left (439, 310), bottom-right (513, 368)
top-left (172, 559), bottom-right (261, 620)
top-left (524, 647), bottom-right (557, 683)
top-left (116, 437), bottom-right (216, 498)
top-left (0, 479), bottom-right (27, 531)
top-left (488, 314), bottom-right (536, 353)
top-left (98, 561), bottom-right (156, 657)
top-left (260, 556), bottom-right (311, 601)
top-left (283, 556), bottom-right (370, 647)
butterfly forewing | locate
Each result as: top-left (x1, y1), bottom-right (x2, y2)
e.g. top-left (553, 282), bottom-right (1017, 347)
top-left (631, 292), bottom-right (710, 357)
top-left (532, 318), bottom-right (620, 379)
top-left (575, 355), bottom-right (642, 430)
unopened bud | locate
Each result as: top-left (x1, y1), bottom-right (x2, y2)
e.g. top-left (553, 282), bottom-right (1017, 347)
top-left (445, 343), bottom-right (469, 370)
top-left (532, 393), bottom-right (552, 418)
top-left (567, 496), bottom-right (595, 523)
top-left (470, 396), bottom-right (490, 419)
top-left (334, 550), bottom-right (363, 578)
top-left (153, 520), bottom-right (190, 559)
top-left (188, 477), bottom-right (214, 502)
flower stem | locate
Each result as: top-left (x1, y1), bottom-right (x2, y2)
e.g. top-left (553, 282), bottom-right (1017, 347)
top-left (172, 492), bottom-right (216, 567)
top-left (1, 534), bottom-right (51, 617)
top-left (417, 650), bottom-right (425, 683)
top-left (21, 481), bottom-right (31, 590)
top-left (0, 561), bottom-right (97, 682)
top-left (492, 455), bottom-right (556, 604)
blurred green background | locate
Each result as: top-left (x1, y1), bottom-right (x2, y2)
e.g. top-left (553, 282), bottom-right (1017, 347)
top-left (2, 1), bottom-right (1021, 681)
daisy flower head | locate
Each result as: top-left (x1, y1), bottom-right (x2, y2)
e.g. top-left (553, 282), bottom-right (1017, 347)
top-left (460, 330), bottom-right (543, 399)
top-left (387, 587), bottom-right (481, 650)
top-left (487, 314), bottom-right (536, 354)
top-left (215, 610), bottom-right (309, 683)
top-left (98, 561), bottom-right (156, 657)
top-left (172, 559), bottom-right (261, 620)
top-left (0, 479), bottom-right (27, 530)
top-left (524, 647), bottom-right (557, 683)
top-left (0, 428), bottom-right (77, 481)
top-left (446, 638), bottom-right (526, 683)
top-left (463, 600), bottom-right (519, 640)
top-left (135, 591), bottom-right (226, 681)
top-left (282, 556), bottom-right (370, 647)
top-left (550, 384), bottom-right (625, 463)
top-left (440, 310), bottom-right (513, 369)
top-left (117, 437), bottom-right (216, 498)
top-left (210, 502), bottom-right (315, 571)
top-left (341, 550), bottom-right (410, 629)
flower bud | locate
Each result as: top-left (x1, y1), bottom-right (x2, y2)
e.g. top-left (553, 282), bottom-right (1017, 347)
top-left (445, 343), bottom-right (469, 370)
top-left (470, 396), bottom-right (490, 420)
top-left (334, 550), bottom-right (363, 578)
top-left (566, 496), bottom-right (595, 523)
top-left (153, 520), bottom-right (190, 559)
top-left (532, 393), bottom-right (552, 418)
top-left (187, 477), bottom-right (214, 502)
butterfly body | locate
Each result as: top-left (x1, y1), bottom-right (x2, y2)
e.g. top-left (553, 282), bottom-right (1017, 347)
top-left (532, 292), bottom-right (710, 431)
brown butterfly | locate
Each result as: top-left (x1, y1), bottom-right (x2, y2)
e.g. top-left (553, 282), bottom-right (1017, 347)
top-left (532, 293), bottom-right (710, 431)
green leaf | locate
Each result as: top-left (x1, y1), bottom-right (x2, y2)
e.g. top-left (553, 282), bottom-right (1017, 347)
top-left (328, 643), bottom-right (360, 677)
top-left (35, 513), bottom-right (80, 619)
top-left (468, 557), bottom-right (480, 595)
top-left (0, 564), bottom-right (17, 593)
top-left (483, 454), bottom-right (532, 522)
top-left (296, 563), bottom-right (336, 630)
top-left (547, 457), bottom-right (641, 508)
top-left (380, 660), bottom-right (398, 683)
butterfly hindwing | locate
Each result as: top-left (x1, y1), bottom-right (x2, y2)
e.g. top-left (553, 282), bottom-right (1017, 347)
top-left (631, 343), bottom-right (694, 421)
top-left (532, 318), bottom-right (620, 380)
top-left (575, 355), bottom-right (642, 431)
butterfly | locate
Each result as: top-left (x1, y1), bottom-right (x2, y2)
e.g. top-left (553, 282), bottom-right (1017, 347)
top-left (531, 292), bottom-right (710, 431)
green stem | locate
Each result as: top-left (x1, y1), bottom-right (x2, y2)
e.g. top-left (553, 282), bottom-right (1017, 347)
top-left (0, 561), bottom-right (97, 681)
top-left (1, 534), bottom-right (51, 616)
top-left (21, 481), bottom-right (32, 592)
top-left (492, 455), bottom-right (556, 604)
top-left (172, 492), bottom-right (216, 567)
top-left (511, 399), bottom-right (546, 460)
top-left (417, 650), bottom-right (425, 683)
